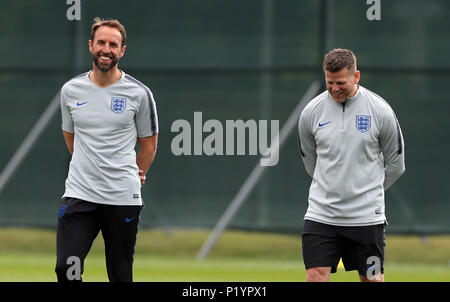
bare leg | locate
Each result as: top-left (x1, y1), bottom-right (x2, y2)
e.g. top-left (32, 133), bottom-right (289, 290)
top-left (306, 267), bottom-right (332, 282)
top-left (359, 273), bottom-right (384, 282)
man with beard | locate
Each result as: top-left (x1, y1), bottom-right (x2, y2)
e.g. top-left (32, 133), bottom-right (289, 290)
top-left (56, 18), bottom-right (158, 282)
top-left (298, 48), bottom-right (405, 282)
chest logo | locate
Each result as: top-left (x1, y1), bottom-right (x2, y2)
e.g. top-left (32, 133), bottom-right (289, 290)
top-left (111, 97), bottom-right (127, 114)
top-left (76, 101), bottom-right (88, 106)
top-left (356, 115), bottom-right (371, 133)
top-left (318, 121), bottom-right (332, 127)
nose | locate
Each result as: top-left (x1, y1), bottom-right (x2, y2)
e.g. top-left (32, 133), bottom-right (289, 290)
top-left (101, 43), bottom-right (112, 54)
top-left (331, 85), bottom-right (340, 92)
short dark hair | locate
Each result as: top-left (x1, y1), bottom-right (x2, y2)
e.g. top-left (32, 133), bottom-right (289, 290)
top-left (91, 17), bottom-right (126, 47)
top-left (323, 48), bottom-right (357, 73)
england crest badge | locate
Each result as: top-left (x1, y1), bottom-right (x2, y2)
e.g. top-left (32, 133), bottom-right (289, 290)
top-left (111, 97), bottom-right (127, 114)
top-left (356, 115), bottom-right (371, 133)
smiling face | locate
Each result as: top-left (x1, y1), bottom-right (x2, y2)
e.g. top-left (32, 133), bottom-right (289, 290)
top-left (324, 67), bottom-right (360, 103)
top-left (89, 25), bottom-right (126, 72)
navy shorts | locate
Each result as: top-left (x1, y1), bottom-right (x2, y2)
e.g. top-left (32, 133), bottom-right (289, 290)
top-left (302, 220), bottom-right (385, 276)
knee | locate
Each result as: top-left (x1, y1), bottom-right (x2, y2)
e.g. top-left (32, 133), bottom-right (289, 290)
top-left (108, 270), bottom-right (132, 282)
top-left (55, 257), bottom-right (68, 276)
top-left (55, 262), bottom-right (71, 282)
top-left (306, 267), bottom-right (331, 282)
top-left (106, 261), bottom-right (133, 282)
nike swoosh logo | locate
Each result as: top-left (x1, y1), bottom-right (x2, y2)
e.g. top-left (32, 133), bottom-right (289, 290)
top-left (318, 121), bottom-right (332, 127)
top-left (125, 217), bottom-right (136, 223)
top-left (76, 101), bottom-right (88, 106)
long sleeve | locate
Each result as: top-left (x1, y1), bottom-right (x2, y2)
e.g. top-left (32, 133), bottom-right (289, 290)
top-left (379, 108), bottom-right (405, 190)
top-left (298, 109), bottom-right (317, 178)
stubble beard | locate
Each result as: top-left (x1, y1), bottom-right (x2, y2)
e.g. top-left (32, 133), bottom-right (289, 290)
top-left (93, 52), bottom-right (119, 72)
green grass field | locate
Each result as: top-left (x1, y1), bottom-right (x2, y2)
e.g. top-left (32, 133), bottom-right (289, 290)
top-left (0, 227), bottom-right (449, 282)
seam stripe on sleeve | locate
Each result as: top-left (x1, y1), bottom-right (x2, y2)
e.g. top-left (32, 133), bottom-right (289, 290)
top-left (298, 133), bottom-right (305, 157)
top-left (125, 75), bottom-right (158, 134)
top-left (395, 118), bottom-right (403, 155)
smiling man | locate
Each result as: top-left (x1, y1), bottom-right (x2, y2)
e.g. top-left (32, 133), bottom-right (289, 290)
top-left (298, 48), bottom-right (405, 282)
top-left (56, 18), bottom-right (158, 282)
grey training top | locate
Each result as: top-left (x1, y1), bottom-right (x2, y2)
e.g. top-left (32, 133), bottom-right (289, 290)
top-left (60, 70), bottom-right (158, 205)
top-left (298, 85), bottom-right (405, 226)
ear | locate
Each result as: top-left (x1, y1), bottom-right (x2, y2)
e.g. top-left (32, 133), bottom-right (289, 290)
top-left (354, 70), bottom-right (361, 84)
top-left (88, 40), bottom-right (93, 54)
top-left (119, 45), bottom-right (126, 58)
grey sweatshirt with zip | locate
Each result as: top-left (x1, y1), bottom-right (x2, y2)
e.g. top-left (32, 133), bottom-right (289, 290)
top-left (298, 85), bottom-right (405, 226)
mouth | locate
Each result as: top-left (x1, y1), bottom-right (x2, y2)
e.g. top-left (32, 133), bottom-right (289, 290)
top-left (332, 91), bottom-right (344, 98)
top-left (93, 52), bottom-right (118, 71)
top-left (99, 55), bottom-right (112, 62)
